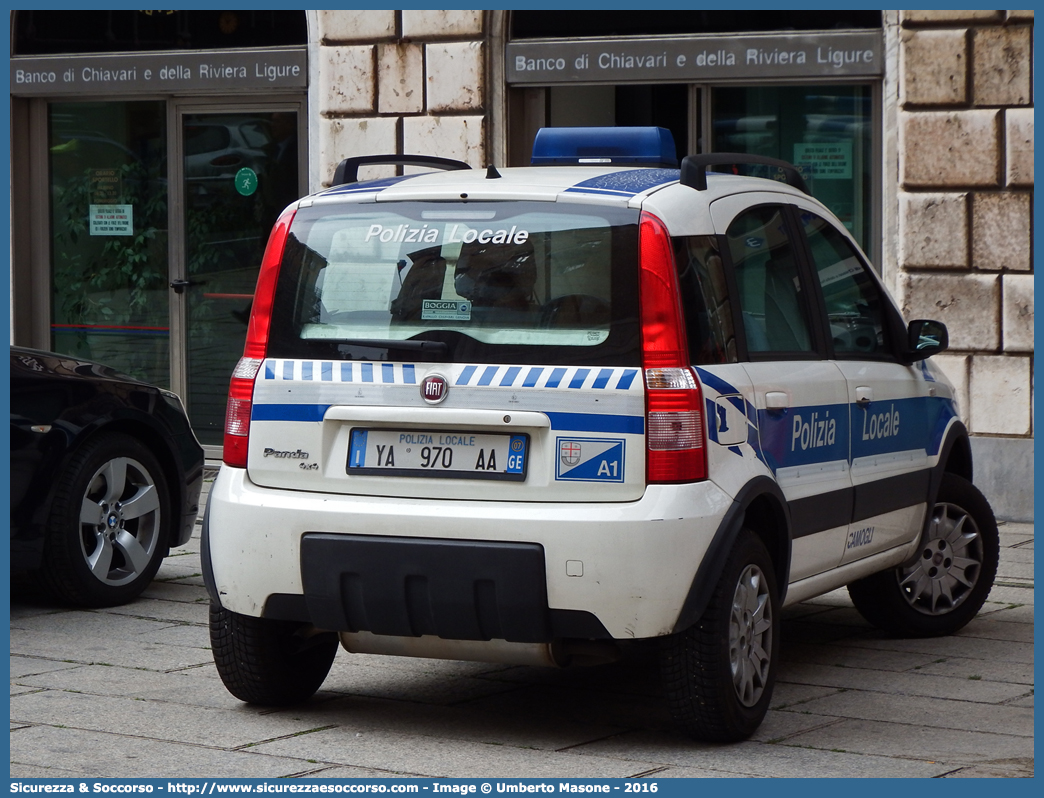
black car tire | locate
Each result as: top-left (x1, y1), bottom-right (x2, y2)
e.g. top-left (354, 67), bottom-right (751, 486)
top-left (210, 603), bottom-right (339, 705)
top-left (660, 528), bottom-right (780, 742)
top-left (848, 472), bottom-right (999, 637)
top-left (39, 432), bottom-right (171, 607)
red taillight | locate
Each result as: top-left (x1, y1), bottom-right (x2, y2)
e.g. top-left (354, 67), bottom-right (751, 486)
top-left (223, 207), bottom-right (296, 468)
top-left (639, 212), bottom-right (707, 484)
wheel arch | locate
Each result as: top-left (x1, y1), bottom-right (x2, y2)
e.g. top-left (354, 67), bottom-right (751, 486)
top-left (927, 420), bottom-right (973, 513)
top-left (919, 419), bottom-right (976, 543)
top-left (672, 476), bottom-right (792, 634)
top-left (41, 419), bottom-right (185, 552)
top-left (940, 422), bottom-right (973, 484)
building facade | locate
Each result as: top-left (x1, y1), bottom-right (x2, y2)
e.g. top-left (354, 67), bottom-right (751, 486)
top-left (9, 10), bottom-right (1033, 518)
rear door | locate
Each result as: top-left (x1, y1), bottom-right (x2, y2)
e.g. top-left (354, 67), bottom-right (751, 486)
top-left (248, 198), bottom-right (649, 503)
top-left (793, 206), bottom-right (934, 564)
top-left (710, 196), bottom-right (851, 582)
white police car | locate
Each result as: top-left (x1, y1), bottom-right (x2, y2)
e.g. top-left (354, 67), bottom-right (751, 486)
top-left (203, 127), bottom-right (998, 741)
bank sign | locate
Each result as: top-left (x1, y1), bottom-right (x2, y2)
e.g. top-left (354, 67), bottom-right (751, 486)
top-left (11, 47), bottom-right (307, 95)
top-left (506, 31), bottom-right (882, 84)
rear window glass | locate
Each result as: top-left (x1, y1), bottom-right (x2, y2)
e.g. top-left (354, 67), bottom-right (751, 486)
top-left (268, 201), bottom-right (641, 365)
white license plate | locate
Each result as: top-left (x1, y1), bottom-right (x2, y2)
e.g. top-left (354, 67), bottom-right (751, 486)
top-left (347, 429), bottom-right (528, 480)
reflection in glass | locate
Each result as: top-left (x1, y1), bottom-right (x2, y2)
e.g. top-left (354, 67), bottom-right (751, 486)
top-left (712, 85), bottom-right (872, 251)
top-left (183, 111), bottom-right (299, 444)
top-left (49, 101), bottom-right (169, 385)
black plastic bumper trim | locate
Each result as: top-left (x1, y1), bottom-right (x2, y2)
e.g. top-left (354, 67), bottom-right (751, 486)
top-left (301, 533), bottom-right (566, 643)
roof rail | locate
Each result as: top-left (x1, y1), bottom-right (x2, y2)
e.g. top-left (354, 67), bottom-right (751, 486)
top-left (332, 155), bottom-right (472, 186)
top-left (680, 153), bottom-right (810, 195)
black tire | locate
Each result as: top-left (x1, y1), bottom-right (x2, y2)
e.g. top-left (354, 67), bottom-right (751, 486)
top-left (848, 472), bottom-right (999, 637)
top-left (38, 432), bottom-right (170, 607)
top-left (660, 529), bottom-right (780, 742)
top-left (210, 603), bottom-right (339, 705)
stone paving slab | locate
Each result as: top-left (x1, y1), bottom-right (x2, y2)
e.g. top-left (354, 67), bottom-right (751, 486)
top-left (297, 765), bottom-right (436, 779)
top-left (13, 664), bottom-right (234, 709)
top-left (981, 603), bottom-right (1034, 623)
top-left (844, 632), bottom-right (1035, 664)
top-left (982, 584), bottom-right (1036, 603)
top-left (569, 729), bottom-right (951, 778)
top-left (956, 616), bottom-right (1035, 643)
top-left (320, 660), bottom-right (530, 706)
top-left (781, 641), bottom-right (945, 671)
top-left (915, 655), bottom-right (1036, 684)
top-left (136, 580), bottom-right (211, 604)
top-left (253, 728), bottom-right (656, 779)
top-left (787, 690), bottom-right (1034, 737)
top-left (104, 597), bottom-right (214, 624)
top-left (780, 717), bottom-right (1035, 770)
top-left (10, 608), bottom-right (177, 637)
top-left (10, 725), bottom-right (316, 779)
top-left (9, 628), bottom-right (215, 672)
top-left (295, 691), bottom-right (629, 752)
top-left (777, 660), bottom-right (1031, 702)
top-left (9, 655), bottom-right (82, 679)
top-left (749, 708), bottom-right (844, 742)
top-left (8, 690), bottom-right (336, 750)
top-left (766, 681), bottom-right (843, 709)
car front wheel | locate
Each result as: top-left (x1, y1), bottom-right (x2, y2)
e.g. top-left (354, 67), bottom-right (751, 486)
top-left (848, 472), bottom-right (999, 637)
top-left (39, 432), bottom-right (170, 607)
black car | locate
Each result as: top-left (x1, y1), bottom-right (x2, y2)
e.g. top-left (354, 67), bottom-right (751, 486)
top-left (10, 347), bottom-right (205, 607)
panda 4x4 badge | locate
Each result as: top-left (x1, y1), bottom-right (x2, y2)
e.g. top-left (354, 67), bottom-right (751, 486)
top-left (421, 374), bottom-right (448, 404)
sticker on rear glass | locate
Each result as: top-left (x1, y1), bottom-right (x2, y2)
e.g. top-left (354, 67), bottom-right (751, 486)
top-left (422, 300), bottom-right (471, 321)
top-left (555, 437), bottom-right (625, 483)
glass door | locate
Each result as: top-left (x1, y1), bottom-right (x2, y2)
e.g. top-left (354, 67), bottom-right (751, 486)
top-left (710, 85), bottom-right (873, 252)
top-left (48, 100), bottom-right (170, 385)
top-left (176, 106), bottom-right (303, 446)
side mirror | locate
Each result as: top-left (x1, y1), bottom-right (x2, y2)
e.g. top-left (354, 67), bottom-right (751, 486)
top-left (905, 319), bottom-right (948, 362)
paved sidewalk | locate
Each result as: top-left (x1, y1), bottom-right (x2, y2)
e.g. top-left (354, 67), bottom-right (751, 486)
top-left (10, 478), bottom-right (1034, 778)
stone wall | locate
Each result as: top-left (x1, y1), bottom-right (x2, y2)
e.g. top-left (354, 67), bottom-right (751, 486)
top-left (895, 10), bottom-right (1034, 519)
top-left (313, 10), bottom-right (487, 187)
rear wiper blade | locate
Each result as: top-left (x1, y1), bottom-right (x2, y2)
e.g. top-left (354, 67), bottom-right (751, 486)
top-left (334, 338), bottom-right (448, 355)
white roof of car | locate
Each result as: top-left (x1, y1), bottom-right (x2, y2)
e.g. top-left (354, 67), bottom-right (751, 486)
top-left (305, 164), bottom-right (810, 210)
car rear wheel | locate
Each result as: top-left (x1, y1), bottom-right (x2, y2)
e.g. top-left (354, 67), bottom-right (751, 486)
top-left (848, 472), bottom-right (999, 637)
top-left (210, 604), bottom-right (339, 705)
top-left (39, 432), bottom-right (170, 607)
top-left (660, 528), bottom-right (780, 742)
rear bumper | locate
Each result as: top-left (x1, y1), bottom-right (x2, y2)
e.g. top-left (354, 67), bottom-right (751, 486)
top-left (203, 466), bottom-right (732, 640)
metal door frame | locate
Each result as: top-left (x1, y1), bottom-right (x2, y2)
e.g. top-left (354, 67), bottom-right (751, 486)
top-left (168, 96), bottom-right (306, 422)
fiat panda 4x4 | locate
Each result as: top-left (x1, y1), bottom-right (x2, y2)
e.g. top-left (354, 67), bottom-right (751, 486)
top-left (203, 127), bottom-right (998, 741)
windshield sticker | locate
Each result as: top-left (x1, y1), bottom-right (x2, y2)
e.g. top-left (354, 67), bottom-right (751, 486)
top-left (421, 299), bottom-right (472, 321)
top-left (365, 223), bottom-right (530, 246)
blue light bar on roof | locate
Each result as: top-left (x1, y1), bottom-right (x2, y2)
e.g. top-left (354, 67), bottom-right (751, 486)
top-left (531, 126), bottom-right (678, 167)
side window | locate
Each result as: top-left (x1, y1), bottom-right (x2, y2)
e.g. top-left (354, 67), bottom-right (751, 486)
top-left (725, 205), bottom-right (814, 354)
top-left (801, 212), bottom-right (887, 356)
top-left (673, 235), bottom-right (737, 364)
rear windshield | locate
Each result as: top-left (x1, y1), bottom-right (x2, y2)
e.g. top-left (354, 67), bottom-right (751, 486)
top-left (267, 201), bottom-right (640, 365)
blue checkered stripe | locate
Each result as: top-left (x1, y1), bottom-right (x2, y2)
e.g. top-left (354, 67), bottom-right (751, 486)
top-left (261, 360), bottom-right (641, 392)
top-left (263, 360), bottom-right (420, 384)
top-left (455, 365), bottom-right (640, 391)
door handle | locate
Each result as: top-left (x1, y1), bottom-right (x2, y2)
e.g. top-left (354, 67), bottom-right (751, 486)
top-left (855, 386), bottom-right (873, 405)
top-left (765, 391), bottom-right (789, 411)
top-left (169, 279), bottom-right (200, 294)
